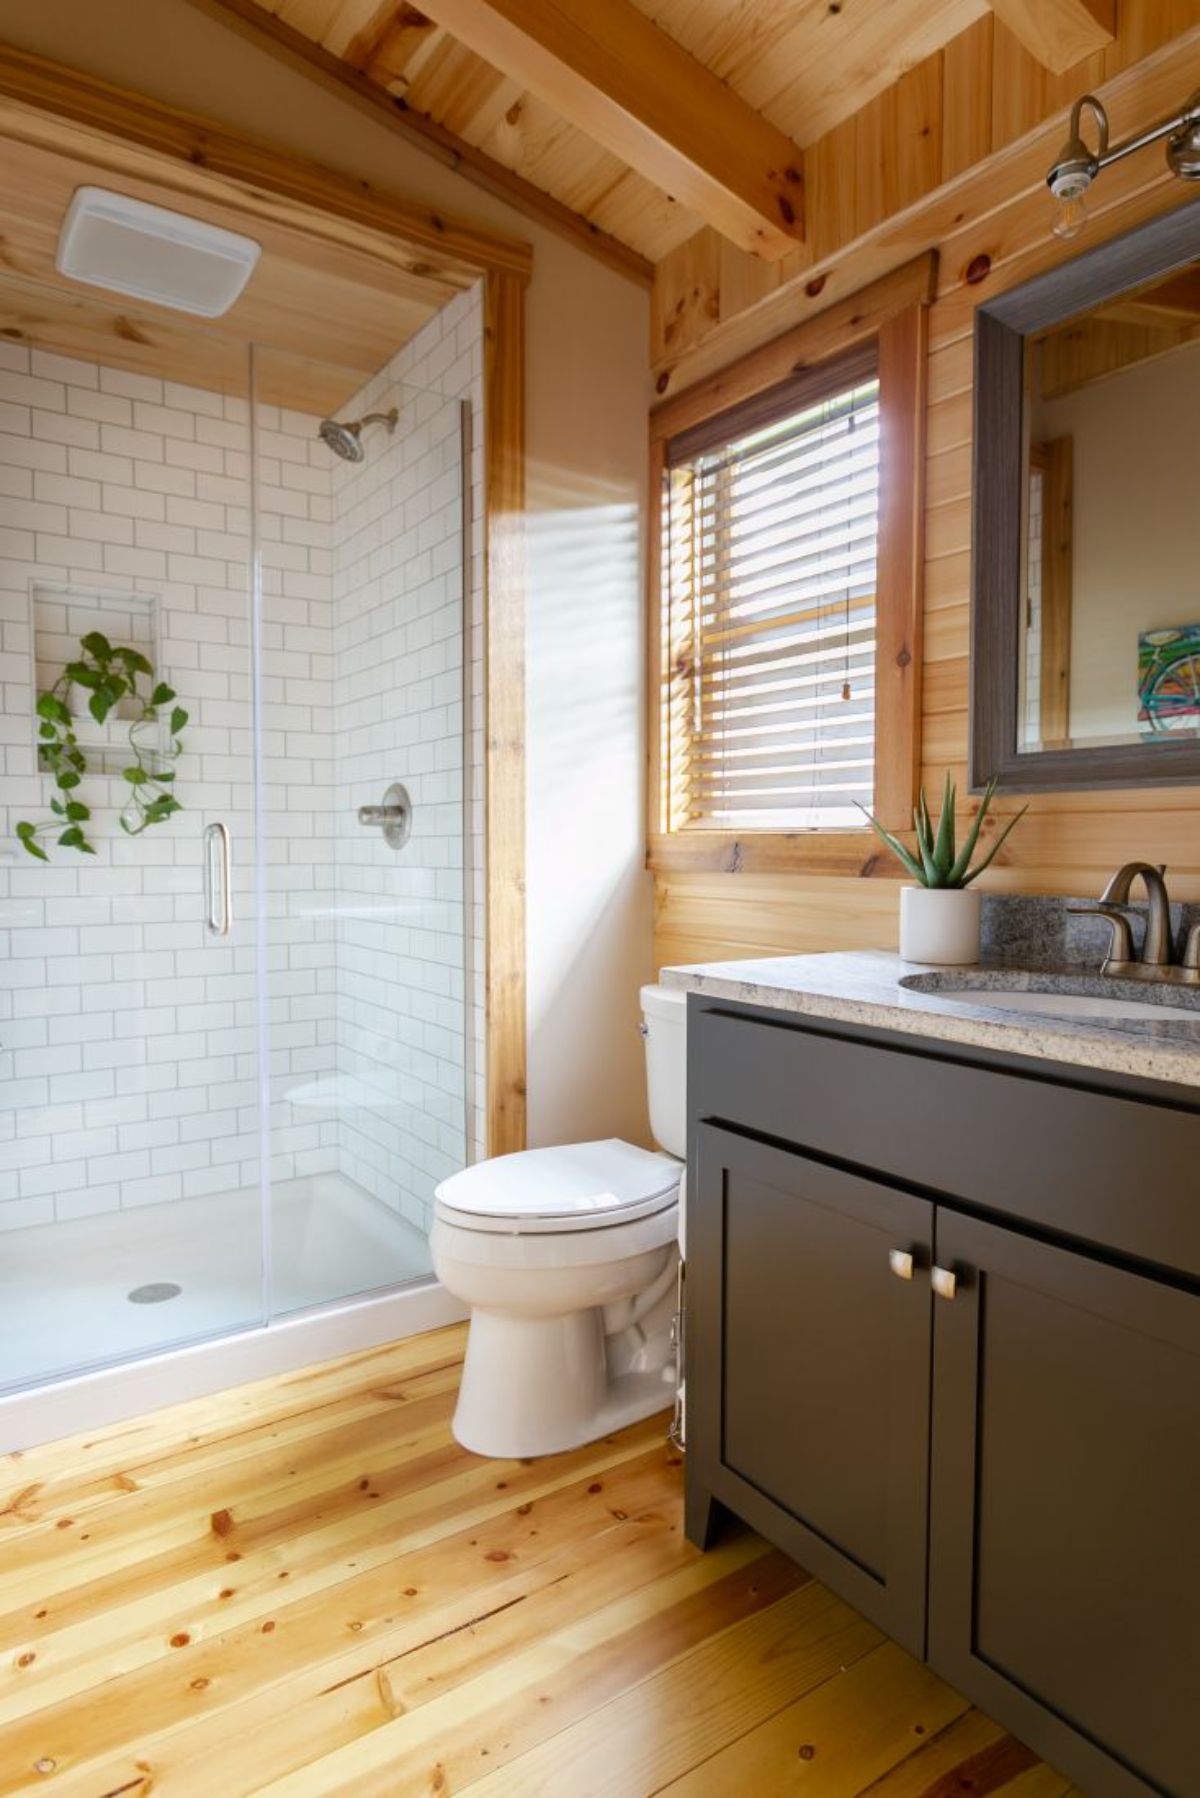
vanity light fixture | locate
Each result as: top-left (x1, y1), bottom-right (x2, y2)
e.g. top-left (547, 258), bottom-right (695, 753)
top-left (1047, 89), bottom-right (1200, 240)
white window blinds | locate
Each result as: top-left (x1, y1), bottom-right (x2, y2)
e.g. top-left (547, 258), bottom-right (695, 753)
top-left (662, 355), bottom-right (881, 832)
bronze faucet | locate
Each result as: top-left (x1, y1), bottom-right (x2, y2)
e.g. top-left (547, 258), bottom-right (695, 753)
top-left (1074, 862), bottom-right (1200, 983)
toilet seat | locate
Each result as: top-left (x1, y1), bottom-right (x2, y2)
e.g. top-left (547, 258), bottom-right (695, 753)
top-left (435, 1138), bottom-right (680, 1235)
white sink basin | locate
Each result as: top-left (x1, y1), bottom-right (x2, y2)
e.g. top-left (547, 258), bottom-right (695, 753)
top-left (943, 989), bottom-right (1198, 1022)
top-left (899, 975), bottom-right (1200, 1024)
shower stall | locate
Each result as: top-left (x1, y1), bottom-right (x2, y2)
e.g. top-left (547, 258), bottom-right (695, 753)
top-left (0, 282), bottom-right (472, 1447)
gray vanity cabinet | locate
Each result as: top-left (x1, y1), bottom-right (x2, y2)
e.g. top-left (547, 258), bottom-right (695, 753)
top-left (690, 1124), bottom-right (933, 1654)
top-left (686, 996), bottom-right (1200, 1798)
top-left (929, 1209), bottom-right (1200, 1798)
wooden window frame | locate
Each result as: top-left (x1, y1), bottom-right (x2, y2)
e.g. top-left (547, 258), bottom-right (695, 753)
top-left (647, 254), bottom-right (935, 876)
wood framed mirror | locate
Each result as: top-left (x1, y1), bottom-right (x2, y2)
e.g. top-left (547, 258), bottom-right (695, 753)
top-left (970, 200), bottom-right (1200, 792)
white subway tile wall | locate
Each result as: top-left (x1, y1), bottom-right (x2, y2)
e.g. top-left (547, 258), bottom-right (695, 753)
top-left (0, 283), bottom-right (483, 1250)
top-left (0, 343), bottom-right (262, 1235)
top-left (325, 377), bottom-right (466, 1231)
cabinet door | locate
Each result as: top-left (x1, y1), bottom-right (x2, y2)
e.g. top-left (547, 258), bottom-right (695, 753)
top-left (929, 1211), bottom-right (1200, 1798)
top-left (688, 1124), bottom-right (933, 1654)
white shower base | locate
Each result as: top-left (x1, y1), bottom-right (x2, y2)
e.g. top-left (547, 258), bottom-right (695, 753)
top-left (0, 1173), bottom-right (464, 1452)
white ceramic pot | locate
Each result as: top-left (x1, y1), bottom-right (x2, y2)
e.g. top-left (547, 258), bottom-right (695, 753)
top-left (899, 884), bottom-right (981, 966)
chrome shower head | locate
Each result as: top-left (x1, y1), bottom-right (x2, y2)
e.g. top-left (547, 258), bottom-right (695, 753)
top-left (317, 406), bottom-right (399, 462)
top-left (319, 417), bottom-right (364, 462)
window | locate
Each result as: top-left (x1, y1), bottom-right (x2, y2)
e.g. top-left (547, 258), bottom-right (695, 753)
top-left (649, 273), bottom-right (930, 870)
top-left (661, 349), bottom-right (882, 833)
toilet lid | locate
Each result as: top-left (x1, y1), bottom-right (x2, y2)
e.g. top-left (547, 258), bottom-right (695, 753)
top-left (434, 1139), bottom-right (681, 1234)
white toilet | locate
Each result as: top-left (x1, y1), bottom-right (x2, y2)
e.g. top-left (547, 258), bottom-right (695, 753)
top-left (432, 983), bottom-right (686, 1457)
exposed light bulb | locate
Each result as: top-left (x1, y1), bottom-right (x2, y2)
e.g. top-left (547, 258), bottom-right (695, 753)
top-left (1046, 97), bottom-right (1103, 241)
top-left (1052, 190), bottom-right (1089, 241)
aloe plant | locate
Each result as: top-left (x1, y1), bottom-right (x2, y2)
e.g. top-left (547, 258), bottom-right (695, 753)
top-left (858, 773), bottom-right (1026, 888)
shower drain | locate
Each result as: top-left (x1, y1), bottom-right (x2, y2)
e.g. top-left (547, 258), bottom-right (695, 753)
top-left (127, 1282), bottom-right (183, 1304)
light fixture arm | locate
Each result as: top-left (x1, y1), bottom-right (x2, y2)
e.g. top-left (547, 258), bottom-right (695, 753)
top-left (1047, 88), bottom-right (1200, 239)
top-left (1074, 93), bottom-right (1109, 165)
top-left (1049, 89), bottom-right (1200, 192)
top-left (1091, 92), bottom-right (1200, 176)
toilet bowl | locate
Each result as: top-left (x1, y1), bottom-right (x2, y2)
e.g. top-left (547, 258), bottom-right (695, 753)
top-left (432, 984), bottom-right (687, 1458)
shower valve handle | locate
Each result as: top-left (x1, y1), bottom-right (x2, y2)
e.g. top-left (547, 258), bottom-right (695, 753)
top-left (358, 783), bottom-right (413, 850)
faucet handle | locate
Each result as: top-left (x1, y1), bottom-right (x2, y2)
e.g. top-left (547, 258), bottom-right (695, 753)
top-left (1068, 904), bottom-right (1136, 968)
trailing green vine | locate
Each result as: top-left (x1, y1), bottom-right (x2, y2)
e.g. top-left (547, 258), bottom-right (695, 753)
top-left (16, 631), bottom-right (188, 861)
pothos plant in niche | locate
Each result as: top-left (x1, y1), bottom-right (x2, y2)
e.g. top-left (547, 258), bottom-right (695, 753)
top-left (16, 631), bottom-right (189, 861)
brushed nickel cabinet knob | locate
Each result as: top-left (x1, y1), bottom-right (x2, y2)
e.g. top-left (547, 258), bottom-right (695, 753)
top-left (888, 1249), bottom-right (914, 1281)
top-left (931, 1265), bottom-right (958, 1301)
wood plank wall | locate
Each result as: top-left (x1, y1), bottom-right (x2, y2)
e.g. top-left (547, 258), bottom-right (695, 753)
top-left (650, 5), bottom-right (1196, 373)
top-left (652, 5), bottom-right (1200, 971)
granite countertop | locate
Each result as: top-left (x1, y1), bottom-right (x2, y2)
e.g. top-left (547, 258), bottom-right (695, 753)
top-left (660, 949), bottom-right (1200, 1087)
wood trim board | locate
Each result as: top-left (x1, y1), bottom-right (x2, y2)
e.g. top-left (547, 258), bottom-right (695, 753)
top-left (1035, 436), bottom-right (1073, 750)
top-left (650, 253), bottom-right (938, 443)
top-left (483, 271), bottom-right (528, 1156)
top-left (875, 297), bottom-right (929, 831)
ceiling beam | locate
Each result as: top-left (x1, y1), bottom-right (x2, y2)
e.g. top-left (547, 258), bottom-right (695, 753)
top-left (182, 0), bottom-right (654, 286)
top-left (413, 0), bottom-right (806, 262)
top-left (987, 0), bottom-right (1116, 74)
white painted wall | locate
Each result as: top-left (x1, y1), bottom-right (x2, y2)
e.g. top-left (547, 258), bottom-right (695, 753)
top-left (0, 0), bottom-right (654, 1154)
top-left (524, 253), bottom-right (653, 1145)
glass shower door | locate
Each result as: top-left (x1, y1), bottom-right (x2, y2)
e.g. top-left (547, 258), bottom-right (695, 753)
top-left (0, 291), bottom-right (263, 1392)
top-left (253, 348), bottom-right (468, 1317)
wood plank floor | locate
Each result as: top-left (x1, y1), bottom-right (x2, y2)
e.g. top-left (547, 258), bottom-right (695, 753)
top-left (0, 1325), bottom-right (1076, 1796)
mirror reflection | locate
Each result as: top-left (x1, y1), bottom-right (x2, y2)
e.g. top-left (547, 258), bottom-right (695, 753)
top-left (1019, 265), bottom-right (1200, 754)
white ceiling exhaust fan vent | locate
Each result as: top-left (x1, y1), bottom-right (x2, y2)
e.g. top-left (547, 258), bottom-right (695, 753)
top-left (56, 188), bottom-right (262, 318)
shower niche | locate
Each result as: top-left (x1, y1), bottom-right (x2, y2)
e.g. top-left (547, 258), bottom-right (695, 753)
top-left (31, 581), bottom-right (169, 769)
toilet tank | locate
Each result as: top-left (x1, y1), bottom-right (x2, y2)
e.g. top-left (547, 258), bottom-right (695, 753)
top-left (640, 983), bottom-right (687, 1160)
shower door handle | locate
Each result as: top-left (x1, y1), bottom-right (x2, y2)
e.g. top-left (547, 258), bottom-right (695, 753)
top-left (204, 823), bottom-right (232, 937)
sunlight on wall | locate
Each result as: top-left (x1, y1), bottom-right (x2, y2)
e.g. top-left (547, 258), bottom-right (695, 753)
top-left (525, 484), bottom-right (652, 1148)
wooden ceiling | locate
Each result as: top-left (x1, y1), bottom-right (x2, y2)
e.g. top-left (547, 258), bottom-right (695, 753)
top-left (0, 124), bottom-right (461, 410)
top-left (194, 0), bottom-right (1127, 271)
